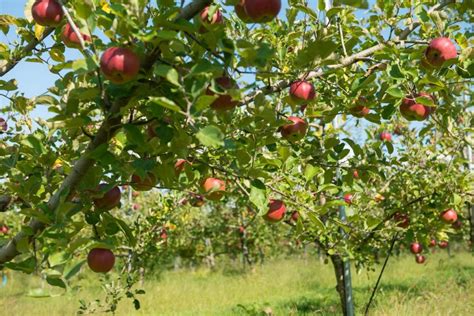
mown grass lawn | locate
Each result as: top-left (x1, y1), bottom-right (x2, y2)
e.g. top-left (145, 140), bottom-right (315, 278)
top-left (1, 251), bottom-right (473, 315)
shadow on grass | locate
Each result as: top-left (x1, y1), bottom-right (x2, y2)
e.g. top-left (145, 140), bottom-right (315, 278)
top-left (232, 293), bottom-right (341, 315)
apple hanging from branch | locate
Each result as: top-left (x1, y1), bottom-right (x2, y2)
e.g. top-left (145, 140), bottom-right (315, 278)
top-left (87, 248), bottom-right (115, 273)
top-left (425, 37), bottom-right (457, 68)
top-left (31, 0), bottom-right (63, 26)
top-left (264, 199), bottom-right (286, 223)
top-left (100, 47), bottom-right (141, 84)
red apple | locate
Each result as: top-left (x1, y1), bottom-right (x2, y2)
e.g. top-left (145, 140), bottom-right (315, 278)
top-left (343, 193), bottom-right (353, 205)
top-left (174, 159), bottom-right (189, 175)
top-left (438, 240), bottom-right (449, 249)
top-left (452, 220), bottom-right (462, 230)
top-left (189, 193), bottom-right (205, 207)
top-left (93, 184), bottom-right (121, 211)
top-left (31, 0), bottom-right (63, 26)
top-left (202, 178), bottom-right (226, 201)
top-left (132, 203), bottom-right (140, 211)
top-left (400, 92), bottom-right (434, 121)
top-left (0, 118), bottom-right (7, 132)
top-left (61, 23), bottom-right (91, 49)
top-left (289, 80), bottom-right (316, 104)
top-left (206, 76), bottom-right (239, 111)
top-left (415, 254), bottom-right (426, 264)
top-left (349, 97), bottom-right (370, 118)
top-left (0, 225), bottom-right (9, 234)
top-left (425, 37), bottom-right (457, 68)
top-left (160, 229), bottom-right (168, 240)
top-left (131, 172), bottom-right (157, 191)
top-left (100, 47), bottom-right (140, 84)
top-left (393, 212), bottom-right (410, 228)
top-left (238, 226), bottom-right (245, 234)
top-left (280, 116), bottom-right (308, 142)
top-left (264, 199), bottom-right (286, 223)
top-left (87, 248), bottom-right (115, 273)
top-left (410, 242), bottom-right (423, 254)
top-left (379, 131), bottom-right (392, 142)
top-left (290, 211), bottom-right (299, 222)
top-left (239, 0), bottom-right (281, 23)
top-left (429, 239), bottom-right (436, 247)
top-left (235, 2), bottom-right (252, 23)
top-left (440, 208), bottom-right (457, 224)
top-left (200, 6), bottom-right (223, 30)
top-left (353, 170), bottom-right (359, 179)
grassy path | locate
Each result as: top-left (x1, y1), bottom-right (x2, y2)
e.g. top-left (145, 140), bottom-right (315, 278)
top-left (0, 252), bottom-right (472, 315)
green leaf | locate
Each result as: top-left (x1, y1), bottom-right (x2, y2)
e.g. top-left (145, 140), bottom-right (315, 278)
top-left (123, 124), bottom-right (146, 147)
top-left (5, 256), bottom-right (36, 273)
top-left (304, 164), bottom-right (319, 181)
top-left (249, 179), bottom-right (267, 214)
top-left (196, 125), bottom-right (224, 148)
top-left (386, 86), bottom-right (404, 98)
top-left (46, 276), bottom-right (67, 289)
top-left (149, 97), bottom-right (182, 113)
top-left (49, 251), bottom-right (70, 267)
top-left (115, 217), bottom-right (137, 247)
top-left (154, 64), bottom-right (180, 86)
top-left (307, 212), bottom-right (326, 230)
top-left (64, 260), bottom-right (86, 280)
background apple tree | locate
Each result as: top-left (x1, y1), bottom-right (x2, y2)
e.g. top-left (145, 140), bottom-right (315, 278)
top-left (0, 0), bottom-right (472, 314)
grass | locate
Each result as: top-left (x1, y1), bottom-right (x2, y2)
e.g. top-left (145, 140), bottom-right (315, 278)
top-left (0, 251), bottom-right (473, 315)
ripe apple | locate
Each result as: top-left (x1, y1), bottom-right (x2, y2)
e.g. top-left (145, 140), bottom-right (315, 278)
top-left (207, 76), bottom-right (239, 111)
top-left (290, 211), bottom-right (299, 222)
top-left (0, 118), bottom-right (7, 132)
top-left (132, 203), bottom-right (140, 211)
top-left (410, 242), bottom-right (423, 254)
top-left (100, 47), bottom-right (140, 84)
top-left (452, 220), bottom-right (462, 230)
top-left (349, 97), bottom-right (370, 118)
top-left (438, 240), bottom-right (449, 249)
top-left (429, 239), bottom-right (436, 247)
top-left (31, 0), bottom-right (63, 26)
top-left (289, 80), bottom-right (316, 104)
top-left (238, 226), bottom-right (245, 234)
top-left (189, 194), bottom-right (205, 207)
top-left (393, 212), bottom-right (410, 228)
top-left (352, 170), bottom-right (359, 179)
top-left (199, 6), bottom-right (223, 32)
top-left (174, 159), bottom-right (189, 175)
top-left (62, 23), bottom-right (91, 49)
top-left (239, 0), bottom-right (281, 23)
top-left (440, 208), bottom-right (457, 224)
top-left (280, 116), bottom-right (308, 142)
top-left (264, 199), bottom-right (286, 223)
top-left (400, 92), bottom-right (434, 121)
top-left (131, 172), bottom-right (157, 191)
top-left (235, 2), bottom-right (252, 23)
top-left (87, 248), bottom-right (115, 273)
top-left (0, 225), bottom-right (9, 234)
top-left (160, 229), bottom-right (168, 240)
top-left (425, 37), bottom-right (457, 68)
top-left (202, 178), bottom-right (226, 201)
top-left (343, 193), bottom-right (353, 205)
top-left (415, 254), bottom-right (426, 264)
top-left (379, 131), bottom-right (392, 142)
top-left (93, 184), bottom-right (121, 211)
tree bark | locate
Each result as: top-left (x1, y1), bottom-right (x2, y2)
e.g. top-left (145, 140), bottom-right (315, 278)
top-left (469, 203), bottom-right (474, 251)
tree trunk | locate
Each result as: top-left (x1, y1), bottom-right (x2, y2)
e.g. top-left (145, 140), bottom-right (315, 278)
top-left (330, 254), bottom-right (348, 316)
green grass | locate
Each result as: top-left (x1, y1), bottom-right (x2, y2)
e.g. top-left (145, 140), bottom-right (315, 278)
top-left (1, 252), bottom-right (473, 315)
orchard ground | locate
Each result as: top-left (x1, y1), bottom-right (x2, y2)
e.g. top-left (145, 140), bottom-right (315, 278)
top-left (1, 251), bottom-right (472, 315)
